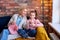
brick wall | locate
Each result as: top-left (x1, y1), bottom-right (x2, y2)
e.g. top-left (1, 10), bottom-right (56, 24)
top-left (0, 0), bottom-right (52, 23)
top-left (0, 0), bottom-right (40, 16)
top-left (0, 0), bottom-right (21, 16)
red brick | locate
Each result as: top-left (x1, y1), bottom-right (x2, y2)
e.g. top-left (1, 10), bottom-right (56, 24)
top-left (6, 11), bottom-right (13, 15)
top-left (9, 3), bottom-right (19, 6)
top-left (0, 12), bottom-right (5, 14)
top-left (0, 1), bottom-right (4, 3)
top-left (6, 6), bottom-right (14, 9)
top-left (5, 3), bottom-right (10, 7)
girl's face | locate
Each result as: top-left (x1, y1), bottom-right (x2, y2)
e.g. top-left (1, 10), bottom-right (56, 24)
top-left (19, 9), bottom-right (27, 16)
top-left (22, 9), bottom-right (27, 16)
top-left (30, 12), bottom-right (35, 19)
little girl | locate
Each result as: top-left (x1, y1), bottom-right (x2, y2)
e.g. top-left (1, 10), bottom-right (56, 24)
top-left (26, 10), bottom-right (43, 37)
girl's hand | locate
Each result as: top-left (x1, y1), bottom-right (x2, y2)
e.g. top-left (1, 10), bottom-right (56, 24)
top-left (14, 25), bottom-right (18, 31)
top-left (29, 20), bottom-right (35, 26)
top-left (8, 22), bottom-right (15, 26)
top-left (13, 22), bottom-right (18, 31)
top-left (32, 23), bottom-right (35, 27)
top-left (8, 22), bottom-right (12, 27)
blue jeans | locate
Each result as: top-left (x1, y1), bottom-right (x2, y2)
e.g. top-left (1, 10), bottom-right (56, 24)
top-left (1, 29), bottom-right (9, 40)
top-left (18, 29), bottom-right (36, 38)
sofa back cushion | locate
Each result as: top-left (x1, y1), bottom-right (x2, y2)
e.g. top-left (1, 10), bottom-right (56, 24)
top-left (0, 16), bottom-right (11, 28)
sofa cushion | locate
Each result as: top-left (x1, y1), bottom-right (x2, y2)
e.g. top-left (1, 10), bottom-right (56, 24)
top-left (8, 34), bottom-right (21, 40)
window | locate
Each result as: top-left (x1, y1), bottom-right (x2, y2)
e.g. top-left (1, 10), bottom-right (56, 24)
top-left (52, 0), bottom-right (60, 23)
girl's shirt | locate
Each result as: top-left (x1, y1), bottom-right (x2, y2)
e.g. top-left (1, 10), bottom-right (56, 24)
top-left (27, 19), bottom-right (43, 30)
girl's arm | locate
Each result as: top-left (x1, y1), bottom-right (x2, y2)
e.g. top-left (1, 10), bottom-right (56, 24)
top-left (25, 20), bottom-right (30, 29)
top-left (35, 19), bottom-right (43, 27)
top-left (8, 14), bottom-right (17, 27)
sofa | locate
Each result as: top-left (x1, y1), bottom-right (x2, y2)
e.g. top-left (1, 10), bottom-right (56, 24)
top-left (0, 16), bottom-right (50, 40)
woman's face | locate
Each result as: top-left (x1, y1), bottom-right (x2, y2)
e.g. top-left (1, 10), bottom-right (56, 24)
top-left (30, 12), bottom-right (35, 19)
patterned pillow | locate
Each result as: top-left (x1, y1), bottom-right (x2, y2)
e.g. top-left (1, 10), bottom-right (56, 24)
top-left (8, 23), bottom-right (18, 34)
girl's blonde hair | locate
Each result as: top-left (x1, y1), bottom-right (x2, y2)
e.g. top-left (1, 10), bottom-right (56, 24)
top-left (18, 8), bottom-right (27, 13)
top-left (18, 8), bottom-right (23, 13)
